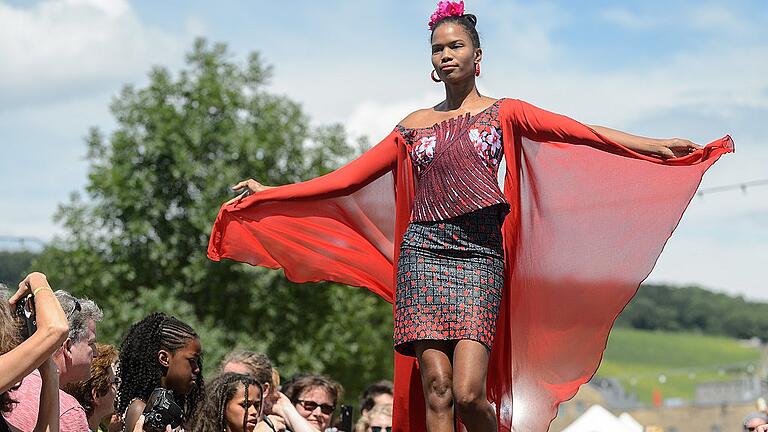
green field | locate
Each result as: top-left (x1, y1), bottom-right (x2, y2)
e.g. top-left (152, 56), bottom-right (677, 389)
top-left (596, 328), bottom-right (763, 403)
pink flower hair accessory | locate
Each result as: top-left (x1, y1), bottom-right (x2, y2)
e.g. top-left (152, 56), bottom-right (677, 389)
top-left (428, 1), bottom-right (465, 30)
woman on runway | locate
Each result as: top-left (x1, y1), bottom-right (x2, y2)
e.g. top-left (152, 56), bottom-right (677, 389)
top-left (209, 2), bottom-right (733, 431)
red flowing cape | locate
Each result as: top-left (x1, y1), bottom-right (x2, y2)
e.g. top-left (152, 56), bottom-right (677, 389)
top-left (208, 98), bottom-right (733, 431)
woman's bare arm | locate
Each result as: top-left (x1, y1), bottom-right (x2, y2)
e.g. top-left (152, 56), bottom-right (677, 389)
top-left (1, 273), bottom-right (69, 393)
top-left (588, 124), bottom-right (702, 159)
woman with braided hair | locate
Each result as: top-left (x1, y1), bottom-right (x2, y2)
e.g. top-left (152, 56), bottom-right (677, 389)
top-left (209, 1), bottom-right (733, 430)
top-left (190, 372), bottom-right (262, 432)
top-left (117, 313), bottom-right (203, 432)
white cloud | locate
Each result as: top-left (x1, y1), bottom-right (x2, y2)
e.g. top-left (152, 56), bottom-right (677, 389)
top-left (0, 0), bottom-right (189, 110)
top-left (688, 3), bottom-right (756, 33)
top-left (600, 8), bottom-right (666, 30)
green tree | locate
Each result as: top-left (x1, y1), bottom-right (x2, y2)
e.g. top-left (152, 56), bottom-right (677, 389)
top-left (32, 38), bottom-right (393, 402)
top-left (0, 250), bottom-right (38, 286)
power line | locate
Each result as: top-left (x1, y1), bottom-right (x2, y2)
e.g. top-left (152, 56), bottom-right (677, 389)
top-left (697, 178), bottom-right (768, 197)
top-left (0, 236), bottom-right (47, 250)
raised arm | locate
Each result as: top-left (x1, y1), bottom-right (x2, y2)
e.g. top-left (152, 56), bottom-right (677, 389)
top-left (2, 272), bottom-right (69, 394)
top-left (228, 129), bottom-right (401, 205)
top-left (587, 125), bottom-right (702, 158)
top-left (505, 98), bottom-right (701, 159)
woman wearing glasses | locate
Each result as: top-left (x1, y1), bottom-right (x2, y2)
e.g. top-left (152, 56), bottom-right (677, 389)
top-left (354, 403), bottom-right (392, 432)
top-left (282, 375), bottom-right (343, 432)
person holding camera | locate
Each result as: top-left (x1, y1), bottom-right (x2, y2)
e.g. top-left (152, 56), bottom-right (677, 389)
top-left (5, 277), bottom-right (103, 432)
top-left (116, 313), bottom-right (203, 432)
top-left (1, 273), bottom-right (70, 432)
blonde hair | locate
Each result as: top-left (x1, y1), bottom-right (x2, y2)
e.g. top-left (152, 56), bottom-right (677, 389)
top-left (354, 403), bottom-right (392, 432)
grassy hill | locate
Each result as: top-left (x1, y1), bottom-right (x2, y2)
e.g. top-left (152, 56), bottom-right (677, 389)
top-left (596, 328), bottom-right (763, 403)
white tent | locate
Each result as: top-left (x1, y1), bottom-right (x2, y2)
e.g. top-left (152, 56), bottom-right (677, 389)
top-left (562, 405), bottom-right (643, 432)
top-left (618, 412), bottom-right (644, 432)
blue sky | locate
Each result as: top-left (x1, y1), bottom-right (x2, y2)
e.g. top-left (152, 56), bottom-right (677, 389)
top-left (0, 0), bottom-right (766, 298)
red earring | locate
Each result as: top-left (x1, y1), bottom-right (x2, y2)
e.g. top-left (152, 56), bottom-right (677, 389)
top-left (431, 70), bottom-right (442, 82)
top-left (475, 63), bottom-right (481, 77)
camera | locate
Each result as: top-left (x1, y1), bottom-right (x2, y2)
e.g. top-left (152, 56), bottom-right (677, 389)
top-left (13, 296), bottom-right (37, 340)
top-left (339, 405), bottom-right (353, 432)
top-left (142, 388), bottom-right (184, 432)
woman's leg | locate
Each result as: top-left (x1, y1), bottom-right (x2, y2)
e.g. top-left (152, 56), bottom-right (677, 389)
top-left (452, 339), bottom-right (497, 432)
top-left (415, 340), bottom-right (456, 432)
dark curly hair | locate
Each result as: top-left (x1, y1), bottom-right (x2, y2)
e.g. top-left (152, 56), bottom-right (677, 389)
top-left (116, 313), bottom-right (203, 423)
top-left (190, 372), bottom-right (262, 432)
top-left (430, 13), bottom-right (481, 48)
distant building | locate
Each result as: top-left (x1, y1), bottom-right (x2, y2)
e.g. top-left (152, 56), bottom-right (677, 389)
top-left (551, 378), bottom-right (764, 432)
top-left (591, 377), bottom-right (642, 410)
top-left (696, 376), bottom-right (765, 405)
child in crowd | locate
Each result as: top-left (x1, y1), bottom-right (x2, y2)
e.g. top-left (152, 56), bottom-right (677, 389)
top-left (192, 372), bottom-right (262, 432)
top-left (116, 313), bottom-right (203, 431)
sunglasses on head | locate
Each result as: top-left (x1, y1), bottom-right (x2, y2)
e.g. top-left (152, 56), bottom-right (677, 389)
top-left (66, 298), bottom-right (81, 319)
top-left (296, 399), bottom-right (335, 415)
top-left (371, 427), bottom-right (392, 432)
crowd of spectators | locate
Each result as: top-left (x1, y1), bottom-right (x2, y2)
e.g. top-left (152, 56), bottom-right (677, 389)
top-left (0, 272), bottom-right (393, 432)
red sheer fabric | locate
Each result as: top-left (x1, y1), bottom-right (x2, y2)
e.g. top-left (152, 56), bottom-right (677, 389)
top-left (208, 99), bottom-right (733, 431)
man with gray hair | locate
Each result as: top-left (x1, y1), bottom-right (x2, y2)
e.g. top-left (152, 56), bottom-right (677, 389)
top-left (4, 288), bottom-right (103, 432)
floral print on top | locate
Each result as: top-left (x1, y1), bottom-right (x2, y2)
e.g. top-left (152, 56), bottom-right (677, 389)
top-left (396, 99), bottom-right (504, 175)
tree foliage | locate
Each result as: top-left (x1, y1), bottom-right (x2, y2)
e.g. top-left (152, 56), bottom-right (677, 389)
top-left (616, 283), bottom-right (768, 340)
top-left (31, 38), bottom-right (392, 403)
top-left (0, 250), bottom-right (37, 286)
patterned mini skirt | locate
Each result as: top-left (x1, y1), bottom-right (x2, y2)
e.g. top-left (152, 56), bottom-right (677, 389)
top-left (394, 204), bottom-right (505, 357)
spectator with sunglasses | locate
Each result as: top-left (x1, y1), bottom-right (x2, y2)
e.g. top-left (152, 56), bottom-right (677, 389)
top-left (61, 343), bottom-right (119, 432)
top-left (353, 403), bottom-right (391, 432)
top-left (744, 412), bottom-right (768, 432)
top-left (4, 284), bottom-right (103, 432)
top-left (282, 375), bottom-right (343, 432)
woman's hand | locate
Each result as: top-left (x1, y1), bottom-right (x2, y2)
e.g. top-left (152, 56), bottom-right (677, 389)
top-left (227, 179), bottom-right (274, 204)
top-left (131, 415), bottom-right (181, 432)
top-left (269, 392), bottom-right (293, 418)
top-left (652, 138), bottom-right (703, 159)
top-left (9, 272), bottom-right (49, 308)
